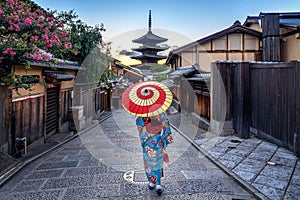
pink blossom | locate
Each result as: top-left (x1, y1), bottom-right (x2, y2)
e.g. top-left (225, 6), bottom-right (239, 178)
top-left (36, 24), bottom-right (42, 29)
top-left (33, 46), bottom-right (39, 51)
top-left (9, 0), bottom-right (15, 7)
top-left (14, 23), bottom-right (20, 31)
top-left (32, 53), bottom-right (43, 60)
top-left (60, 31), bottom-right (68, 40)
top-left (43, 54), bottom-right (52, 61)
top-left (30, 36), bottom-right (38, 42)
top-left (48, 17), bottom-right (55, 22)
top-left (7, 86), bottom-right (13, 90)
top-left (24, 53), bottom-right (31, 57)
top-left (41, 34), bottom-right (49, 42)
top-left (3, 47), bottom-right (16, 56)
top-left (0, 9), bottom-right (3, 15)
top-left (64, 42), bottom-right (72, 49)
top-left (8, 25), bottom-right (14, 31)
top-left (13, 15), bottom-right (19, 21)
top-left (23, 17), bottom-right (32, 25)
top-left (45, 41), bottom-right (53, 48)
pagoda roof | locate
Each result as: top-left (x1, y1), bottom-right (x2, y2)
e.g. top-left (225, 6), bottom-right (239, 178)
top-left (132, 45), bottom-right (168, 52)
top-left (131, 53), bottom-right (167, 59)
top-left (132, 31), bottom-right (168, 44)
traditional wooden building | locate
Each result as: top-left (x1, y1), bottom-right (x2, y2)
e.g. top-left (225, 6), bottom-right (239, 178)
top-left (0, 60), bottom-right (79, 154)
top-left (244, 12), bottom-right (300, 62)
top-left (166, 20), bottom-right (262, 72)
top-left (167, 12), bottom-right (300, 70)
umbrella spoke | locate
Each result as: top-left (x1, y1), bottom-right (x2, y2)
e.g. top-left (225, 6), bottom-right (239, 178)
top-left (122, 81), bottom-right (173, 117)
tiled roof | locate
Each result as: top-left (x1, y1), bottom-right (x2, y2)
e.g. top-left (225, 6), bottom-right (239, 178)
top-left (244, 12), bottom-right (300, 28)
top-left (132, 44), bottom-right (168, 52)
top-left (280, 18), bottom-right (300, 28)
top-left (169, 66), bottom-right (196, 78)
top-left (132, 31), bottom-right (168, 45)
top-left (131, 53), bottom-right (167, 59)
top-left (29, 60), bottom-right (80, 70)
top-left (43, 70), bottom-right (75, 81)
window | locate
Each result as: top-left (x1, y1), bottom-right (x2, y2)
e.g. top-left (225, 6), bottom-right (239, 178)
top-left (245, 38), bottom-right (257, 50)
top-left (229, 34), bottom-right (241, 50)
top-left (213, 38), bottom-right (227, 50)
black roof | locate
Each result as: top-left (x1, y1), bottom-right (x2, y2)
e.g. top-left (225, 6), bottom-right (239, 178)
top-left (132, 31), bottom-right (168, 45)
top-left (29, 59), bottom-right (80, 70)
top-left (244, 12), bottom-right (300, 28)
top-left (43, 70), bottom-right (75, 81)
top-left (132, 44), bottom-right (168, 52)
top-left (169, 66), bottom-right (197, 78)
top-left (131, 53), bottom-right (167, 60)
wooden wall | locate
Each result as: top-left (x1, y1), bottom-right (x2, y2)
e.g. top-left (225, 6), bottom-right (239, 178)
top-left (250, 63), bottom-right (296, 150)
top-left (213, 61), bottom-right (300, 156)
top-left (60, 89), bottom-right (72, 124)
top-left (0, 91), bottom-right (11, 153)
top-left (173, 78), bottom-right (210, 120)
top-left (13, 95), bottom-right (44, 144)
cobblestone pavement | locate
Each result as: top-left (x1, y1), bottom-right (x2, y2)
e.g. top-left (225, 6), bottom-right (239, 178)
top-left (0, 110), bottom-right (256, 200)
top-left (168, 112), bottom-right (300, 200)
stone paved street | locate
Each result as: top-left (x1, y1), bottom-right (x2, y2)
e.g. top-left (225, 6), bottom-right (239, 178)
top-left (0, 110), bottom-right (256, 200)
top-left (168, 112), bottom-right (300, 200)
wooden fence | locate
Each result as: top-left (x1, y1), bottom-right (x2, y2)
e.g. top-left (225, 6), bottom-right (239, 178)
top-left (78, 86), bottom-right (111, 121)
top-left (0, 84), bottom-right (112, 155)
top-left (12, 95), bottom-right (44, 144)
top-left (173, 77), bottom-right (210, 120)
top-left (212, 61), bottom-right (300, 156)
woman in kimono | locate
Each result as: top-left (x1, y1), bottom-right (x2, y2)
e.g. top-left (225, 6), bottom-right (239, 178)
top-left (136, 112), bottom-right (173, 195)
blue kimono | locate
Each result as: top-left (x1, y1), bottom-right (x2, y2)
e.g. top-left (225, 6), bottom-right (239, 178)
top-left (136, 113), bottom-right (173, 185)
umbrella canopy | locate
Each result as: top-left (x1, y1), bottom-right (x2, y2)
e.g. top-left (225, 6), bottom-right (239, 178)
top-left (122, 81), bottom-right (173, 117)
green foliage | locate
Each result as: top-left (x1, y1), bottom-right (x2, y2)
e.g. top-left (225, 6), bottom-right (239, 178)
top-left (150, 65), bottom-right (169, 72)
top-left (155, 74), bottom-right (168, 82)
top-left (0, 0), bottom-right (77, 91)
top-left (99, 68), bottom-right (113, 85)
top-left (54, 10), bottom-right (105, 64)
top-left (0, 1), bottom-right (105, 91)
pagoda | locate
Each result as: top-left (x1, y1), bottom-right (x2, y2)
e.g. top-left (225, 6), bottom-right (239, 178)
top-left (131, 10), bottom-right (169, 70)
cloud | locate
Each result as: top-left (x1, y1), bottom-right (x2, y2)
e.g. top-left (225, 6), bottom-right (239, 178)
top-left (119, 50), bottom-right (141, 57)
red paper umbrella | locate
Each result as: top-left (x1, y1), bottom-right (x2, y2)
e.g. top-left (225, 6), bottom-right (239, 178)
top-left (122, 81), bottom-right (173, 117)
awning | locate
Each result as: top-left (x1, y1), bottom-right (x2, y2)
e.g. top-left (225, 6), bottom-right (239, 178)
top-left (169, 66), bottom-right (196, 78)
top-left (186, 73), bottom-right (211, 81)
top-left (43, 70), bottom-right (75, 81)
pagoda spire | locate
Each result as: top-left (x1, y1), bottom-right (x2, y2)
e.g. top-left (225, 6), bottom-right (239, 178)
top-left (148, 10), bottom-right (152, 32)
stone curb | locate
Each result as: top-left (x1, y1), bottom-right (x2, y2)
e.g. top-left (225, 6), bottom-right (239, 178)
top-left (170, 123), bottom-right (270, 200)
top-left (0, 113), bottom-right (112, 188)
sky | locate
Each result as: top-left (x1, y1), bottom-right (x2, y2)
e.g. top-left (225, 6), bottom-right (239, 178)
top-left (33, 0), bottom-right (300, 64)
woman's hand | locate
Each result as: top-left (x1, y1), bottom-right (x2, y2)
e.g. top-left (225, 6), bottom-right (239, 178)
top-left (137, 126), bottom-right (143, 132)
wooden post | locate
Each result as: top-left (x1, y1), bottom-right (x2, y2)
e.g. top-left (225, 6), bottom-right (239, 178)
top-left (211, 61), bottom-right (234, 136)
top-left (294, 62), bottom-right (300, 157)
top-left (107, 88), bottom-right (112, 111)
top-left (0, 91), bottom-right (3, 151)
top-left (261, 13), bottom-right (280, 61)
top-left (232, 62), bottom-right (250, 138)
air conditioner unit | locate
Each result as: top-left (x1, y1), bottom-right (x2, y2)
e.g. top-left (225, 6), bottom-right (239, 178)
top-left (295, 33), bottom-right (300, 39)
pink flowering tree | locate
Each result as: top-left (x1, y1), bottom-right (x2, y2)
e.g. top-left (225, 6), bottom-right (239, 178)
top-left (0, 0), bottom-right (78, 91)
